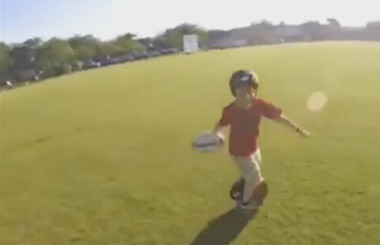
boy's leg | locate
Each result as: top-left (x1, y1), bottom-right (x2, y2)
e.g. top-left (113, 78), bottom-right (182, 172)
top-left (249, 149), bottom-right (267, 204)
top-left (235, 150), bottom-right (264, 208)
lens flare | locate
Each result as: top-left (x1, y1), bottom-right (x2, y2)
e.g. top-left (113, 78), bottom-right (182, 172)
top-left (307, 91), bottom-right (328, 111)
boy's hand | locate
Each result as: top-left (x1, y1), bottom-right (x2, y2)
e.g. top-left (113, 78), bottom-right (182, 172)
top-left (297, 128), bottom-right (310, 138)
top-left (273, 115), bottom-right (310, 138)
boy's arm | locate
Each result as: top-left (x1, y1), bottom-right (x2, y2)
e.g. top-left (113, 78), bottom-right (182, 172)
top-left (212, 121), bottom-right (224, 134)
top-left (273, 114), bottom-right (310, 137)
top-left (260, 100), bottom-right (309, 137)
top-left (213, 107), bottom-right (231, 134)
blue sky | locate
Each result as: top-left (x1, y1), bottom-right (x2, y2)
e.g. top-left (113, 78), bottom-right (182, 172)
top-left (1, 0), bottom-right (379, 43)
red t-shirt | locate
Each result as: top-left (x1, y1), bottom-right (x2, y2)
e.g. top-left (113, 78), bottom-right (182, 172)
top-left (219, 98), bottom-right (282, 157)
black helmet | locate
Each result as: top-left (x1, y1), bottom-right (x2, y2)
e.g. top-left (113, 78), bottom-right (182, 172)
top-left (229, 70), bottom-right (259, 96)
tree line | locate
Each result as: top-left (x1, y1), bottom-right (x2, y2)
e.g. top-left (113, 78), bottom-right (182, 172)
top-left (1, 20), bottom-right (379, 86)
top-left (0, 23), bottom-right (208, 83)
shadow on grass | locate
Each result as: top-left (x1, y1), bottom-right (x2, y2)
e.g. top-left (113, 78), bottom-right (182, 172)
top-left (190, 207), bottom-right (257, 245)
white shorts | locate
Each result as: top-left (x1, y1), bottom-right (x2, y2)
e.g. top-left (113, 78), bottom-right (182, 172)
top-left (233, 149), bottom-right (263, 202)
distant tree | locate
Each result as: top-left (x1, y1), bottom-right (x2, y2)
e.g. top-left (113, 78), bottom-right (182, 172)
top-left (97, 41), bottom-right (122, 56)
top-left (325, 18), bottom-right (342, 39)
top-left (8, 44), bottom-right (40, 82)
top-left (327, 18), bottom-right (341, 28)
top-left (115, 33), bottom-right (135, 41)
top-left (257, 20), bottom-right (274, 29)
top-left (247, 20), bottom-right (279, 45)
top-left (23, 37), bottom-right (43, 47)
top-left (114, 33), bottom-right (143, 53)
top-left (366, 21), bottom-right (380, 29)
top-left (136, 38), bottom-right (153, 50)
top-left (69, 35), bottom-right (99, 48)
top-left (207, 30), bottom-right (228, 47)
top-left (72, 45), bottom-right (98, 61)
top-left (0, 43), bottom-right (11, 74)
top-left (10, 45), bottom-right (36, 70)
top-left (301, 21), bottom-right (328, 41)
top-left (157, 23), bottom-right (208, 49)
top-left (68, 35), bottom-right (99, 61)
top-left (151, 37), bottom-right (170, 50)
top-left (35, 38), bottom-right (75, 68)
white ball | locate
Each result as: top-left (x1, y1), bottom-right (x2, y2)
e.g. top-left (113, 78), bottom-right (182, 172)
top-left (192, 132), bottom-right (224, 153)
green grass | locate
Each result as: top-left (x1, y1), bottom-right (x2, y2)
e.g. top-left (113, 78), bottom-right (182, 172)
top-left (1, 42), bottom-right (380, 245)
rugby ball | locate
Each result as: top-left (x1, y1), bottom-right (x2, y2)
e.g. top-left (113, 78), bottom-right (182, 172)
top-left (192, 132), bottom-right (224, 153)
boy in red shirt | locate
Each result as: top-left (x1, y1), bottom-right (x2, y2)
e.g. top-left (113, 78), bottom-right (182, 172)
top-left (213, 70), bottom-right (310, 210)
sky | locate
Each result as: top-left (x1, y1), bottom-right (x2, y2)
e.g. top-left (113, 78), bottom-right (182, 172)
top-left (1, 0), bottom-right (379, 43)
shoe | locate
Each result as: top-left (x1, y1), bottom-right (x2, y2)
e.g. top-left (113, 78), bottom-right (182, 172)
top-left (239, 180), bottom-right (268, 210)
top-left (250, 180), bottom-right (268, 206)
top-left (230, 179), bottom-right (245, 201)
top-left (238, 200), bottom-right (259, 211)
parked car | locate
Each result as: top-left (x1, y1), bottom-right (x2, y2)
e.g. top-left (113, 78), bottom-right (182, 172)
top-left (132, 51), bottom-right (149, 60)
top-left (160, 48), bottom-right (179, 55)
top-left (111, 54), bottom-right (135, 64)
top-left (83, 60), bottom-right (101, 69)
top-left (148, 50), bottom-right (161, 57)
top-left (98, 55), bottom-right (114, 66)
top-left (12, 68), bottom-right (40, 82)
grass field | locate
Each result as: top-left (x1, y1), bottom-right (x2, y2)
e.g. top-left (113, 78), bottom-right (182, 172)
top-left (1, 42), bottom-right (380, 245)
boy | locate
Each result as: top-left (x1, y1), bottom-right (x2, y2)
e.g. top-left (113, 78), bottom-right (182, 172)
top-left (213, 70), bottom-right (310, 210)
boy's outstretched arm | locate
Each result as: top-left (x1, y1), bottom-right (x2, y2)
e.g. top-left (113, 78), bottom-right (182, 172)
top-left (273, 114), bottom-right (310, 137)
